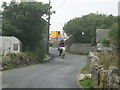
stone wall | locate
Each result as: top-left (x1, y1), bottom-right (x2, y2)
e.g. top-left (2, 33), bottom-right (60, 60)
top-left (68, 43), bottom-right (96, 53)
top-left (87, 52), bottom-right (120, 88)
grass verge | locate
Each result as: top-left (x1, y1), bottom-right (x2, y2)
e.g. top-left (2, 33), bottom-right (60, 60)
top-left (80, 66), bottom-right (90, 74)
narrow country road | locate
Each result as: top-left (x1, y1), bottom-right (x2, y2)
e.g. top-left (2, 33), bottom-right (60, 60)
top-left (2, 47), bottom-right (86, 88)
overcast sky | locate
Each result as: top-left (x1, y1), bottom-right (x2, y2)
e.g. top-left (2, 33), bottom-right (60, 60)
top-left (0, 0), bottom-right (119, 32)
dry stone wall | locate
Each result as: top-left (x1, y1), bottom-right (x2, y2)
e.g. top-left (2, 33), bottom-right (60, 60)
top-left (87, 52), bottom-right (120, 88)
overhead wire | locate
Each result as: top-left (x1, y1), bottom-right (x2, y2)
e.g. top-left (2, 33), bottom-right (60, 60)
top-left (50, 0), bottom-right (69, 30)
top-left (54, 0), bottom-right (69, 10)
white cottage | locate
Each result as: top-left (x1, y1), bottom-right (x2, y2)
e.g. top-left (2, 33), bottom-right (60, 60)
top-left (0, 36), bottom-right (22, 56)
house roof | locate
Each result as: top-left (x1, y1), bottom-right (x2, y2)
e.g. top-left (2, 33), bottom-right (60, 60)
top-left (0, 36), bottom-right (22, 44)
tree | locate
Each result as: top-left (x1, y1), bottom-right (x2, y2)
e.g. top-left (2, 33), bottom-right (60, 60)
top-left (2, 2), bottom-right (50, 51)
top-left (0, 10), bottom-right (2, 15)
top-left (109, 22), bottom-right (120, 52)
top-left (63, 13), bottom-right (118, 44)
top-left (109, 23), bottom-right (119, 44)
top-left (102, 38), bottom-right (110, 47)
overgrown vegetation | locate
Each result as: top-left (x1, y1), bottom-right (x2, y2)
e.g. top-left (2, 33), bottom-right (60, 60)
top-left (98, 52), bottom-right (118, 69)
top-left (79, 77), bottom-right (95, 88)
top-left (101, 22), bottom-right (119, 51)
top-left (99, 22), bottom-right (119, 69)
top-left (109, 23), bottom-right (119, 44)
top-left (1, 52), bottom-right (46, 71)
top-left (80, 66), bottom-right (90, 74)
top-left (101, 38), bottom-right (110, 47)
top-left (49, 43), bottom-right (53, 47)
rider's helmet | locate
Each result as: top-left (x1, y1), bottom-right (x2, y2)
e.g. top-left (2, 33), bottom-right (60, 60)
top-left (61, 39), bottom-right (64, 42)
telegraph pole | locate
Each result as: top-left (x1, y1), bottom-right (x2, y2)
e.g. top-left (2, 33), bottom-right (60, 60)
top-left (47, 0), bottom-right (51, 53)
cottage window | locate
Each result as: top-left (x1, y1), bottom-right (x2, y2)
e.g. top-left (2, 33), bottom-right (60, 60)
top-left (13, 44), bottom-right (18, 51)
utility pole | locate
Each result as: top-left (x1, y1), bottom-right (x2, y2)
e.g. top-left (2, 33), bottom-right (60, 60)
top-left (47, 0), bottom-right (51, 53)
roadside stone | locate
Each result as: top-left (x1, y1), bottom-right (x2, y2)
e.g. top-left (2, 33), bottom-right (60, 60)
top-left (44, 54), bottom-right (52, 61)
top-left (115, 76), bottom-right (120, 86)
top-left (106, 66), bottom-right (120, 88)
top-left (112, 83), bottom-right (119, 88)
top-left (91, 68), bottom-right (98, 85)
top-left (89, 56), bottom-right (101, 72)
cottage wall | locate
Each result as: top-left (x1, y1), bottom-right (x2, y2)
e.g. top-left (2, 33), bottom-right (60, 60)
top-left (0, 36), bottom-right (22, 55)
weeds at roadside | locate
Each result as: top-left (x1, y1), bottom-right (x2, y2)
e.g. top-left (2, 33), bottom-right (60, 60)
top-left (80, 66), bottom-right (90, 74)
top-left (98, 52), bottom-right (118, 69)
top-left (79, 77), bottom-right (95, 88)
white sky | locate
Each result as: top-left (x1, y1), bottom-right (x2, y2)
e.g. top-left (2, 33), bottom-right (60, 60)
top-left (0, 0), bottom-right (119, 32)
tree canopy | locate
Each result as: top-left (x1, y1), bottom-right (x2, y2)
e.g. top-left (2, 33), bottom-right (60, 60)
top-left (109, 23), bottom-right (119, 44)
top-left (0, 10), bottom-right (2, 15)
top-left (2, 2), bottom-right (50, 51)
top-left (63, 13), bottom-right (118, 44)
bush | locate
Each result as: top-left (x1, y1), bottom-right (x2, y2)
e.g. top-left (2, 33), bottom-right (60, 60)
top-left (2, 45), bottom-right (46, 70)
top-left (49, 43), bottom-right (53, 47)
top-left (79, 77), bottom-right (95, 88)
top-left (2, 52), bottom-right (41, 70)
top-left (23, 51), bottom-right (35, 56)
top-left (2, 56), bottom-right (11, 66)
top-left (4, 65), bottom-right (14, 70)
top-left (6, 53), bottom-right (17, 59)
top-left (35, 46), bottom-right (45, 63)
top-left (102, 38), bottom-right (110, 47)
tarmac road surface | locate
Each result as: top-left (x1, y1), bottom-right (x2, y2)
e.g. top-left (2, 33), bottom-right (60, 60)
top-left (2, 47), bottom-right (86, 88)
